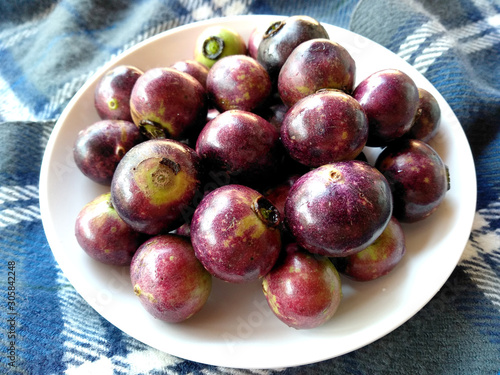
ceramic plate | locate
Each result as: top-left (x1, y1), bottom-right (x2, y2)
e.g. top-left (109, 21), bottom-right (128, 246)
top-left (39, 15), bottom-right (477, 369)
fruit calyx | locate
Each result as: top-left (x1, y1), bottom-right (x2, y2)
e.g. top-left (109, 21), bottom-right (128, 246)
top-left (202, 36), bottom-right (225, 60)
top-left (252, 196), bottom-right (281, 228)
top-left (139, 119), bottom-right (169, 139)
top-left (263, 21), bottom-right (285, 39)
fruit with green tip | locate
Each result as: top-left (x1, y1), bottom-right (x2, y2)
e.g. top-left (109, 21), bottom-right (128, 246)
top-left (194, 25), bottom-right (247, 68)
top-left (110, 139), bottom-right (202, 235)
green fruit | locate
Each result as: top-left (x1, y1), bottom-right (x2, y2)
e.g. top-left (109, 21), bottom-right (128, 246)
top-left (194, 26), bottom-right (247, 68)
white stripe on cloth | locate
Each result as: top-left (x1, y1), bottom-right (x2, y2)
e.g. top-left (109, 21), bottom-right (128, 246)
top-left (0, 185), bottom-right (39, 204)
top-left (0, 204), bottom-right (41, 227)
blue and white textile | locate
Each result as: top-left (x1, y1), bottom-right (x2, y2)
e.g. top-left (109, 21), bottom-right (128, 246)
top-left (0, 0), bottom-right (499, 374)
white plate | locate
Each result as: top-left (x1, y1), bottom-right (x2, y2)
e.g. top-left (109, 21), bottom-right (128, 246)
top-left (39, 15), bottom-right (477, 369)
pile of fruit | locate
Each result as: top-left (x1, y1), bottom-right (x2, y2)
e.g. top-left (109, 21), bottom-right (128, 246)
top-left (74, 15), bottom-right (449, 329)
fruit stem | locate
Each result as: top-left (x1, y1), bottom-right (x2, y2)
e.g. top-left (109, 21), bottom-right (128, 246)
top-left (263, 21), bottom-right (285, 39)
top-left (252, 196), bottom-right (281, 228)
top-left (139, 119), bottom-right (169, 139)
top-left (203, 36), bottom-right (225, 60)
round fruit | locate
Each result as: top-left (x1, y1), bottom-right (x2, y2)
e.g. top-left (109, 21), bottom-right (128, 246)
top-left (257, 15), bottom-right (329, 84)
top-left (406, 88), bottom-right (441, 142)
top-left (130, 234), bottom-right (212, 323)
top-left (75, 193), bottom-right (144, 266)
top-left (129, 67), bottom-right (207, 140)
top-left (170, 59), bottom-right (209, 88)
top-left (111, 139), bottom-right (202, 235)
top-left (280, 89), bottom-right (368, 167)
top-left (278, 38), bottom-right (356, 107)
top-left (194, 25), bottom-right (247, 68)
top-left (190, 184), bottom-right (282, 283)
top-left (262, 243), bottom-right (342, 329)
top-left (206, 55), bottom-right (271, 112)
top-left (332, 216), bottom-right (406, 281)
top-left (94, 65), bottom-right (143, 122)
top-left (375, 139), bottom-right (449, 222)
top-left (73, 119), bottom-right (144, 185)
top-left (195, 110), bottom-right (282, 186)
top-left (285, 160), bottom-right (393, 257)
top-left (353, 69), bottom-right (419, 147)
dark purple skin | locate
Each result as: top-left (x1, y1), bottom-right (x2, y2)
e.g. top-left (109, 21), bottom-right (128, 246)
top-left (278, 39), bottom-right (356, 107)
top-left (262, 243), bottom-right (342, 329)
top-left (285, 160), bottom-right (393, 257)
top-left (73, 119), bottom-right (144, 185)
top-left (264, 174), bottom-right (300, 218)
top-left (375, 139), bottom-right (449, 223)
top-left (248, 25), bottom-right (266, 60)
top-left (406, 88), bottom-right (441, 142)
top-left (353, 69), bottom-right (419, 147)
top-left (130, 234), bottom-right (212, 323)
top-left (171, 59), bottom-right (209, 89)
top-left (332, 216), bottom-right (406, 281)
top-left (206, 55), bottom-right (272, 113)
top-left (94, 65), bottom-right (143, 122)
top-left (111, 139), bottom-right (202, 235)
top-left (130, 67), bottom-right (208, 140)
top-left (190, 184), bottom-right (282, 283)
top-left (195, 110), bottom-right (283, 187)
top-left (280, 90), bottom-right (368, 167)
top-left (257, 15), bottom-right (330, 84)
top-left (75, 193), bottom-right (145, 266)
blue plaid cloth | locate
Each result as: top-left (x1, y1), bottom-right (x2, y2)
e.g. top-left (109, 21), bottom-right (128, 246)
top-left (1, 0), bottom-right (499, 374)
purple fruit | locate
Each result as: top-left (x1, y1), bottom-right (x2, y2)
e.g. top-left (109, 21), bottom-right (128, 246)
top-left (195, 110), bottom-right (282, 186)
top-left (278, 39), bottom-right (356, 107)
top-left (94, 65), bottom-right (143, 122)
top-left (129, 67), bottom-right (207, 140)
top-left (111, 139), bottom-right (202, 235)
top-left (75, 193), bottom-right (145, 266)
top-left (190, 184), bottom-right (282, 283)
top-left (353, 69), bottom-right (419, 147)
top-left (130, 234), bottom-right (212, 322)
top-left (332, 216), bottom-right (406, 281)
top-left (248, 25), bottom-right (267, 60)
top-left (264, 174), bottom-right (300, 218)
top-left (73, 119), bottom-right (144, 185)
top-left (257, 15), bottom-right (329, 83)
top-left (406, 88), bottom-right (441, 142)
top-left (280, 90), bottom-right (368, 167)
top-left (207, 55), bottom-right (272, 113)
top-left (262, 243), bottom-right (342, 329)
top-left (171, 59), bottom-right (209, 89)
top-left (375, 139), bottom-right (449, 223)
top-left (285, 160), bottom-right (393, 257)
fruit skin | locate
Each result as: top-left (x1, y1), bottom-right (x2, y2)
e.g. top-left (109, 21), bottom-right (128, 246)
top-left (94, 65), bottom-right (143, 122)
top-left (353, 69), bottom-right (419, 147)
top-left (375, 139), bottom-right (449, 223)
top-left (111, 139), bottom-right (202, 235)
top-left (332, 216), bottom-right (406, 281)
top-left (406, 88), bottom-right (441, 142)
top-left (248, 24), bottom-right (268, 60)
top-left (130, 234), bottom-right (212, 323)
top-left (129, 67), bottom-right (208, 140)
top-left (280, 90), bottom-right (368, 167)
top-left (194, 25), bottom-right (247, 68)
top-left (171, 59), bottom-right (209, 89)
top-left (75, 193), bottom-right (145, 266)
top-left (257, 15), bottom-right (329, 84)
top-left (278, 39), bottom-right (356, 107)
top-left (195, 110), bottom-right (283, 187)
top-left (73, 119), bottom-right (144, 185)
top-left (262, 243), bottom-right (342, 329)
top-left (285, 160), bottom-right (393, 257)
top-left (190, 184), bottom-right (282, 283)
top-left (206, 55), bottom-right (272, 113)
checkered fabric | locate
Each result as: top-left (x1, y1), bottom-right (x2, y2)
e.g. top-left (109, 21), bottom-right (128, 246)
top-left (0, 0), bottom-right (498, 374)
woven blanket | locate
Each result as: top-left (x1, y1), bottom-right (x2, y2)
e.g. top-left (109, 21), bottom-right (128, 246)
top-left (0, 0), bottom-right (499, 374)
